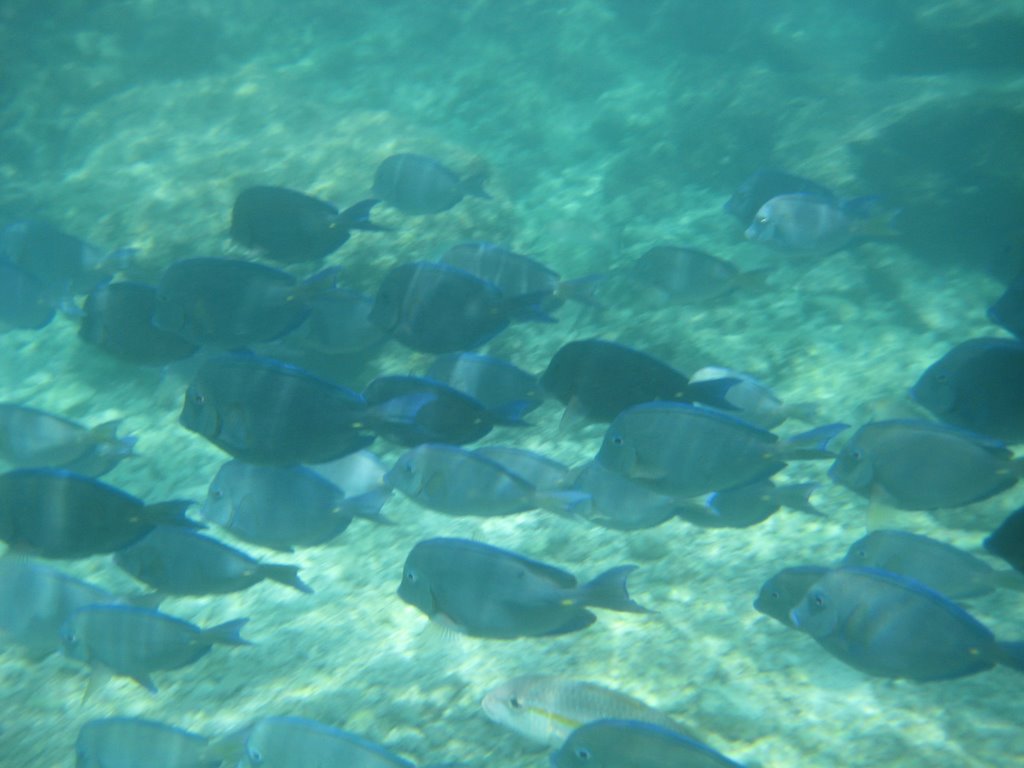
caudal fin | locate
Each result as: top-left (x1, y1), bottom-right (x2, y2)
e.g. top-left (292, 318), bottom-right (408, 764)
top-left (995, 640), bottom-right (1024, 673)
top-left (460, 172), bottom-right (491, 200)
top-left (341, 488), bottom-right (394, 525)
top-left (772, 483), bottom-right (823, 517)
top-left (781, 423), bottom-right (849, 459)
top-left (201, 618), bottom-right (251, 647)
top-left (579, 565), bottom-right (650, 614)
top-left (339, 199), bottom-right (390, 232)
top-left (142, 500), bottom-right (202, 529)
top-left (260, 563), bottom-right (314, 594)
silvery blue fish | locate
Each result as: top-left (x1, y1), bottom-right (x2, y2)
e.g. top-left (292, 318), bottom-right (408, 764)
top-left (745, 193), bottom-right (893, 253)
top-left (724, 168), bottom-right (836, 224)
top-left (427, 352), bottom-right (544, 416)
top-left (373, 153), bottom-right (489, 215)
top-left (551, 718), bottom-right (744, 768)
top-left (553, 460), bottom-right (684, 531)
top-left (0, 468), bottom-right (195, 559)
top-left (689, 366), bottom-right (818, 429)
top-left (828, 419), bottom-right (1024, 510)
top-left (597, 402), bottom-right (843, 498)
top-left (789, 566), bottom-right (1024, 681)
top-left (753, 565), bottom-right (830, 628)
top-left (79, 281), bottom-right (200, 366)
top-left (75, 717), bottom-right (215, 768)
top-left (911, 337), bottom-right (1024, 442)
top-left (398, 537), bottom-right (648, 638)
top-left (114, 525), bottom-right (312, 595)
top-left (630, 245), bottom-right (768, 304)
top-left (60, 604), bottom-right (249, 692)
top-left (230, 186), bottom-right (384, 263)
top-left (202, 459), bottom-right (389, 551)
top-left (179, 353), bottom-right (373, 465)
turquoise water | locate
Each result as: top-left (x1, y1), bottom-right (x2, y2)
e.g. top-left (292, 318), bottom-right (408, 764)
top-left (1, 1), bottom-right (1023, 765)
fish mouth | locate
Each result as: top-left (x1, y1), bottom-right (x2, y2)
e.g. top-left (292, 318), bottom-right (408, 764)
top-left (788, 609), bottom-right (802, 629)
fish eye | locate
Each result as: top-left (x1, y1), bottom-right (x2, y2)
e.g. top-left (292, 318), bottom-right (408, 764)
top-left (611, 435), bottom-right (624, 446)
top-left (813, 594), bottom-right (825, 608)
top-left (405, 570), bottom-right (416, 583)
top-left (210, 489), bottom-right (224, 500)
top-left (757, 215), bottom-right (769, 224)
top-left (574, 747), bottom-right (592, 761)
top-left (247, 746), bottom-right (264, 765)
top-left (191, 390), bottom-right (206, 406)
top-left (509, 695), bottom-right (522, 709)
top-left (770, 590), bottom-right (780, 600)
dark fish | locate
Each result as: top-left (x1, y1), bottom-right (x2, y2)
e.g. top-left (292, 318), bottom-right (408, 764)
top-left (369, 261), bottom-right (549, 353)
top-left (828, 419), bottom-right (1024, 510)
top-left (724, 169), bottom-right (836, 224)
top-left (842, 529), bottom-right (1024, 599)
top-left (551, 718), bottom-right (744, 768)
top-left (985, 505), bottom-right (1024, 575)
top-left (789, 566), bottom-right (1024, 681)
top-left (0, 403), bottom-right (136, 477)
top-left (154, 257), bottom-right (313, 346)
top-left (427, 352), bottom-right (544, 416)
top-left (372, 153), bottom-right (489, 215)
top-left (677, 480), bottom-right (821, 528)
top-left (0, 559), bottom-right (134, 659)
top-left (540, 339), bottom-right (710, 426)
top-left (0, 260), bottom-right (55, 329)
top-left (201, 460), bottom-right (389, 551)
top-left (219, 716), bottom-right (415, 768)
top-left (440, 242), bottom-right (599, 310)
top-left (597, 402), bottom-right (843, 498)
top-left (179, 353), bottom-right (373, 465)
top-left (283, 286), bottom-right (386, 355)
top-left (114, 525), bottom-right (312, 595)
top-left (0, 468), bottom-right (195, 558)
top-left (60, 604), bottom-right (249, 692)
top-left (689, 366), bottom-right (818, 429)
top-left (231, 186), bottom-right (384, 263)
top-left (397, 537), bottom-right (648, 638)
top-left (988, 270), bottom-right (1024, 341)
top-left (631, 245), bottom-right (768, 304)
top-left (0, 220), bottom-right (132, 299)
top-left (746, 193), bottom-right (894, 253)
top-left (75, 717), bottom-right (215, 768)
top-left (911, 337), bottom-right (1024, 442)
top-left (753, 565), bottom-right (830, 628)
top-left (79, 281), bottom-right (199, 365)
top-left (363, 374), bottom-right (522, 446)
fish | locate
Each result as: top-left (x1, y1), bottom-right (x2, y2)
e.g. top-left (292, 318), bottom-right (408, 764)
top-left (79, 280), bottom-right (200, 365)
top-left (745, 193), bottom-right (894, 253)
top-left (0, 403), bottom-right (136, 477)
top-left (0, 260), bottom-right (56, 330)
top-left (753, 565), bottom-right (831, 628)
top-left (363, 375), bottom-right (524, 446)
top-left (428, 352), bottom-right (544, 416)
top-left (985, 505), bottom-right (1024, 575)
top-left (179, 352), bottom-right (374, 465)
top-left (372, 153), bottom-right (489, 215)
top-left (153, 257), bottom-right (314, 346)
top-left (551, 718), bottom-right (744, 768)
top-left (0, 468), bottom-right (196, 558)
top-left (60, 604), bottom-right (249, 692)
top-left (828, 419), bottom-right (1024, 510)
top-left (677, 480), bottom-right (821, 528)
top-left (724, 168), bottom-right (836, 224)
top-left (482, 675), bottom-right (692, 748)
top-left (0, 220), bottom-right (133, 300)
top-left (789, 566), bottom-right (1024, 681)
top-left (988, 270), bottom-right (1024, 341)
top-left (230, 186), bottom-right (385, 263)
top-left (398, 537), bottom-right (648, 639)
top-left (473, 445), bottom-right (570, 492)
top-left (439, 242), bottom-right (599, 311)
top-left (75, 717), bottom-right (215, 768)
top-left (597, 402), bottom-right (844, 498)
top-left (630, 245), bottom-right (769, 304)
top-left (540, 339), bottom-right (727, 427)
top-left (308, 449), bottom-right (391, 497)
top-left (114, 525), bottom-right (312, 595)
top-left (0, 558), bottom-right (139, 659)
top-left (369, 261), bottom-right (549, 353)
top-left (385, 443), bottom-right (539, 516)
top-left (842, 529), bottom-right (1024, 599)
top-left (217, 716), bottom-right (416, 768)
top-left (910, 337), bottom-right (1024, 442)
top-left (688, 366), bottom-right (818, 429)
top-left (552, 460), bottom-right (685, 531)
top-left (282, 286), bottom-right (386, 356)
top-left (202, 459), bottom-right (389, 551)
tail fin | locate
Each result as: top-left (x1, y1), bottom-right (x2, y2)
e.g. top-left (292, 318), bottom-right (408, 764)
top-left (338, 199), bottom-right (389, 232)
top-left (734, 266), bottom-right (772, 293)
top-left (341, 488), bottom-right (394, 525)
top-left (992, 569), bottom-right (1024, 593)
top-left (995, 641), bottom-right (1024, 673)
top-left (534, 489), bottom-right (592, 519)
top-left (578, 565), bottom-right (650, 614)
top-left (771, 482), bottom-right (823, 517)
top-left (555, 273), bottom-right (606, 307)
top-left (89, 419), bottom-right (137, 458)
top-left (142, 500), bottom-right (202, 529)
top-left (260, 563), bottom-right (313, 594)
top-left (505, 290), bottom-right (558, 324)
top-left (781, 423), bottom-right (848, 459)
top-left (201, 618), bottom-right (251, 646)
top-left (460, 172), bottom-right (490, 200)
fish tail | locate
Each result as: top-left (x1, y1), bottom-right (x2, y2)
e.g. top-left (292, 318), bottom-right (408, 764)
top-left (995, 641), bottom-right (1024, 673)
top-left (505, 290), bottom-right (558, 324)
top-left (261, 563), bottom-right (314, 594)
top-left (201, 618), bottom-right (251, 646)
top-left (579, 564), bottom-right (650, 614)
top-left (683, 376), bottom-right (744, 412)
top-left (89, 419), bottom-right (138, 457)
top-left (461, 171), bottom-right (491, 200)
top-left (781, 400), bottom-right (822, 425)
top-left (487, 399), bottom-right (534, 426)
top-left (341, 488), bottom-right (395, 525)
top-left (555, 273), bottom-right (606, 307)
top-left (734, 266), bottom-right (772, 293)
top-left (992, 569), bottom-right (1024, 593)
top-left (772, 483), bottom-right (823, 517)
top-left (843, 196), bottom-right (900, 239)
top-left (781, 423), bottom-right (849, 459)
top-left (142, 500), bottom-right (202, 529)
top-left (534, 489), bottom-right (592, 518)
top-left (339, 199), bottom-right (390, 232)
